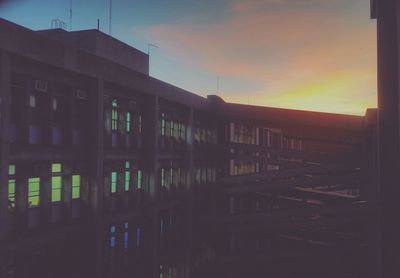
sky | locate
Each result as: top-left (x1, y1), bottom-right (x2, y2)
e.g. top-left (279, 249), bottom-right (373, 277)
top-left (0, 0), bottom-right (376, 115)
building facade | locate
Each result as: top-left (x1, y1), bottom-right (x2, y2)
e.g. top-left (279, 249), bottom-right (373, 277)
top-left (0, 19), bottom-right (376, 278)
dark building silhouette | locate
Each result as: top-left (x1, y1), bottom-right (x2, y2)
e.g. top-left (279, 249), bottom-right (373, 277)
top-left (0, 18), bottom-right (377, 278)
top-left (371, 0), bottom-right (400, 277)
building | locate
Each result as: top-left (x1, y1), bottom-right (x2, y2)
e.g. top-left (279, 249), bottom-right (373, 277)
top-left (0, 18), bottom-right (376, 278)
top-left (371, 1), bottom-right (400, 277)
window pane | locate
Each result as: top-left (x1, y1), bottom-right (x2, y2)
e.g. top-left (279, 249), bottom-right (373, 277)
top-left (72, 175), bottom-right (81, 199)
top-left (51, 176), bottom-right (62, 202)
top-left (28, 177), bottom-right (40, 207)
top-left (52, 163), bottom-right (62, 173)
top-left (111, 172), bottom-right (117, 193)
top-left (137, 170), bottom-right (142, 189)
top-left (8, 164), bottom-right (15, 175)
top-left (125, 171), bottom-right (130, 191)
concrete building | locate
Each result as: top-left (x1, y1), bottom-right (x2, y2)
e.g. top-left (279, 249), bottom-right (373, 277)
top-left (0, 18), bottom-right (376, 278)
top-left (371, 1), bottom-right (400, 277)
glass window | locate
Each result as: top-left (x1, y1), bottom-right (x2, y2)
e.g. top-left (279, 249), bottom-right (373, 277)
top-left (28, 177), bottom-right (40, 208)
top-left (52, 98), bottom-right (57, 111)
top-left (124, 222), bottom-right (129, 251)
top-left (29, 94), bottom-right (36, 107)
top-left (111, 99), bottom-right (118, 131)
top-left (51, 176), bottom-right (62, 202)
top-left (125, 171), bottom-right (130, 191)
top-left (8, 179), bottom-right (16, 210)
top-left (137, 170), bottom-right (142, 189)
top-left (138, 115), bottom-right (142, 133)
top-left (126, 112), bottom-right (131, 132)
top-left (161, 113), bottom-right (165, 135)
top-left (28, 125), bottom-right (40, 145)
top-left (72, 175), bottom-right (81, 199)
top-left (52, 126), bottom-right (62, 145)
top-left (110, 225), bottom-right (116, 248)
top-left (52, 163), bottom-right (62, 173)
top-left (111, 172), bottom-right (117, 193)
top-left (8, 164), bottom-right (16, 175)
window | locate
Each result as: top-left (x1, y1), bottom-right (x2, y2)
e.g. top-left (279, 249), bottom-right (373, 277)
top-left (126, 112), bottom-right (131, 132)
top-left (111, 99), bottom-right (118, 131)
top-left (29, 94), bottom-right (36, 107)
top-left (161, 168), bottom-right (165, 187)
top-left (52, 163), bottom-right (61, 173)
top-left (8, 164), bottom-right (16, 211)
top-left (138, 115), bottom-right (142, 133)
top-left (125, 170), bottom-right (130, 191)
top-left (28, 125), bottom-right (40, 144)
top-left (28, 177), bottom-right (40, 207)
top-left (110, 225), bottom-right (116, 248)
top-left (51, 176), bottom-right (62, 202)
top-left (137, 170), bottom-right (142, 189)
top-left (52, 126), bottom-right (62, 145)
top-left (52, 97), bottom-right (57, 111)
top-left (161, 113), bottom-right (166, 135)
top-left (72, 175), bottom-right (81, 199)
top-left (111, 172), bottom-right (117, 193)
top-left (124, 222), bottom-right (129, 251)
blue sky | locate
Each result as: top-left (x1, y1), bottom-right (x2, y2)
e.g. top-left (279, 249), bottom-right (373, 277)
top-left (0, 0), bottom-right (376, 115)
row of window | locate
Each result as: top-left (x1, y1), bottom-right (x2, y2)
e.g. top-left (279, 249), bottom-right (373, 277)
top-left (109, 161), bottom-right (143, 194)
top-left (8, 163), bottom-right (81, 211)
top-left (160, 113), bottom-right (187, 141)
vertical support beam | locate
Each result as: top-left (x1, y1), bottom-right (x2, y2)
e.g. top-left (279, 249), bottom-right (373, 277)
top-left (184, 107), bottom-right (194, 277)
top-left (91, 78), bottom-right (105, 278)
top-left (0, 50), bottom-right (11, 278)
top-left (146, 95), bottom-right (159, 278)
top-left (376, 0), bottom-right (400, 277)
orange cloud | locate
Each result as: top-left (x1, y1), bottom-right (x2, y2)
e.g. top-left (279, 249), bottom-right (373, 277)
top-left (141, 0), bottom-right (376, 115)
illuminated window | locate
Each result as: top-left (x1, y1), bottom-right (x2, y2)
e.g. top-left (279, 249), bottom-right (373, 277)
top-left (51, 176), bottom-right (62, 202)
top-left (125, 171), bottom-right (130, 191)
top-left (8, 164), bottom-right (16, 211)
top-left (28, 177), bottom-right (40, 207)
top-left (138, 115), bottom-right (142, 133)
top-left (72, 175), bottom-right (81, 199)
top-left (161, 113), bottom-right (166, 135)
top-left (111, 99), bottom-right (118, 131)
top-left (29, 94), bottom-right (36, 107)
top-left (111, 172), bottom-right (117, 193)
top-left (161, 168), bottom-right (165, 187)
top-left (126, 112), bottom-right (131, 132)
top-left (137, 170), bottom-right (142, 189)
top-left (52, 163), bottom-right (62, 173)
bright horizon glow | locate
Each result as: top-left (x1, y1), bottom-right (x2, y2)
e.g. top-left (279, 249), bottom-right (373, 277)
top-left (0, 0), bottom-right (377, 116)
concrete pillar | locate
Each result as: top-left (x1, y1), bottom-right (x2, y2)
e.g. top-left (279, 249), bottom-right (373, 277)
top-left (376, 1), bottom-right (400, 277)
top-left (0, 50), bottom-right (11, 277)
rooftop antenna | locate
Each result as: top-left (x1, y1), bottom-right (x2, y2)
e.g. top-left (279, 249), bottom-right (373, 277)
top-left (108, 0), bottom-right (112, 35)
top-left (69, 0), bottom-right (72, 31)
top-left (147, 43), bottom-right (159, 55)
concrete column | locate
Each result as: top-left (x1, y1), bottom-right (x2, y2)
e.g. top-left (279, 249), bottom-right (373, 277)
top-left (0, 50), bottom-right (11, 277)
top-left (376, 1), bottom-right (400, 277)
top-left (63, 164), bottom-right (72, 219)
top-left (91, 78), bottom-right (105, 278)
top-left (184, 107), bottom-right (194, 278)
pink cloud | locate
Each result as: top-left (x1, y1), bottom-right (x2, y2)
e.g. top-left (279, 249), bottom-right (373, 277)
top-left (140, 0), bottom-right (376, 115)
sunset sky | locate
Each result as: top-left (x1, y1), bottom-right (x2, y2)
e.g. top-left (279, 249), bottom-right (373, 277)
top-left (0, 0), bottom-right (377, 115)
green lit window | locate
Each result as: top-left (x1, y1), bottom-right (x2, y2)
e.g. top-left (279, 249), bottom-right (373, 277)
top-left (111, 99), bottom-right (118, 131)
top-left (9, 164), bottom-right (16, 175)
top-left (111, 172), bottom-right (117, 193)
top-left (51, 176), bottom-right (62, 202)
top-left (161, 168), bottom-right (165, 187)
top-left (52, 163), bottom-right (62, 173)
top-left (72, 175), bottom-right (81, 199)
top-left (8, 179), bottom-right (16, 210)
top-left (137, 170), bottom-right (142, 189)
top-left (126, 112), bottom-right (131, 132)
top-left (28, 177), bottom-right (40, 207)
top-left (161, 113), bottom-right (165, 135)
top-left (125, 171), bottom-right (130, 191)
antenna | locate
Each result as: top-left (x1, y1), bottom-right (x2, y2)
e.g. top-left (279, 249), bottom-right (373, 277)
top-left (69, 0), bottom-right (72, 31)
top-left (147, 43), bottom-right (159, 55)
top-left (109, 0), bottom-right (112, 35)
top-left (97, 19), bottom-right (100, 30)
